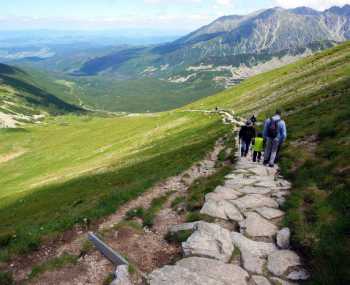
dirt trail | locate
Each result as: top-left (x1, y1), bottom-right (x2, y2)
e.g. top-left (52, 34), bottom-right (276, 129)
top-left (12, 135), bottom-right (227, 285)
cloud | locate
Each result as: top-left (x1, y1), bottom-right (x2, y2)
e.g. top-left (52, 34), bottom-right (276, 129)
top-left (273, 0), bottom-right (350, 10)
top-left (215, 0), bottom-right (234, 6)
top-left (144, 0), bottom-right (202, 4)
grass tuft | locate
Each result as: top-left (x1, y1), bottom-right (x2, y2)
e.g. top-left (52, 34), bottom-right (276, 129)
top-left (28, 253), bottom-right (79, 280)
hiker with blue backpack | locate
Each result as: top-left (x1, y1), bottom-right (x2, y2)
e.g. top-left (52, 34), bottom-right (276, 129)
top-left (263, 110), bottom-right (287, 167)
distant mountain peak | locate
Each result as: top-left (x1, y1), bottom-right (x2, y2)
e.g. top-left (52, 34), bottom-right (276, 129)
top-left (289, 6), bottom-right (320, 16)
top-left (326, 4), bottom-right (350, 15)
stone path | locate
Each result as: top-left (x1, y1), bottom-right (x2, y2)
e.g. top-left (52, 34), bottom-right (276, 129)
top-left (145, 111), bottom-right (309, 285)
top-left (148, 154), bottom-right (309, 285)
top-left (105, 110), bottom-right (309, 285)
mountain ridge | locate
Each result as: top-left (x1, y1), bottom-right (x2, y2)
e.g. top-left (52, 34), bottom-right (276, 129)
top-left (79, 5), bottom-right (350, 77)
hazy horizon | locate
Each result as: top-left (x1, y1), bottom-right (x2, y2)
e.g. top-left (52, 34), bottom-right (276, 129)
top-left (1, 1), bottom-right (349, 34)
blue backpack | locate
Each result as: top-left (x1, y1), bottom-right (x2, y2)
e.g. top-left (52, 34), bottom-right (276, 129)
top-left (267, 118), bottom-right (280, 138)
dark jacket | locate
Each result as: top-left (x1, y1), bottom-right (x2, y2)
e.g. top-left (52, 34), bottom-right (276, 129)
top-left (239, 125), bottom-right (256, 142)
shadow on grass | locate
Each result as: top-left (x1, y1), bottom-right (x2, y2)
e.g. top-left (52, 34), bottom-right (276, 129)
top-left (0, 73), bottom-right (83, 114)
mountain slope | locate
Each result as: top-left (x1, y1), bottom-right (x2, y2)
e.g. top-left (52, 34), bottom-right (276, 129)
top-left (0, 39), bottom-right (348, 284)
top-left (80, 5), bottom-right (350, 76)
top-left (189, 41), bottom-right (350, 284)
top-left (68, 6), bottom-right (349, 113)
top-left (0, 63), bottom-right (83, 127)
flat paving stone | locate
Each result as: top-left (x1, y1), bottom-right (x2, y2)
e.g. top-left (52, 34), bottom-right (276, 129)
top-left (232, 232), bottom-right (277, 274)
top-left (255, 207), bottom-right (285, 220)
top-left (232, 194), bottom-right (279, 212)
top-left (215, 185), bottom-right (243, 197)
top-left (254, 180), bottom-right (279, 188)
top-left (149, 257), bottom-right (249, 285)
top-left (239, 212), bottom-right (278, 238)
top-left (201, 199), bottom-right (244, 222)
top-left (237, 186), bottom-right (272, 195)
top-left (182, 222), bottom-right (234, 262)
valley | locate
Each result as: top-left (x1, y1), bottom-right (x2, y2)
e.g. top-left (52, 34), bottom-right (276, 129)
top-left (0, 4), bottom-right (350, 285)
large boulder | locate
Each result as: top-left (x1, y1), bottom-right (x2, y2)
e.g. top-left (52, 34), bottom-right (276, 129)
top-left (267, 250), bottom-right (301, 276)
top-left (149, 257), bottom-right (249, 285)
top-left (201, 199), bottom-right (244, 222)
top-left (239, 213), bottom-right (278, 238)
top-left (182, 222), bottom-right (234, 262)
top-left (232, 194), bottom-right (279, 212)
top-left (232, 232), bottom-right (277, 274)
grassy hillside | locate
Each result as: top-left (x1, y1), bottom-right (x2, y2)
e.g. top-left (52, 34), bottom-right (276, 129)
top-left (71, 75), bottom-right (223, 113)
top-left (0, 112), bottom-right (227, 259)
top-left (0, 63), bottom-right (82, 118)
top-left (189, 41), bottom-right (350, 284)
top-left (1, 40), bottom-right (349, 285)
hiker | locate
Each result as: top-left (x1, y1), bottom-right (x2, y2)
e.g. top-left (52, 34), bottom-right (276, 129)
top-left (263, 110), bottom-right (287, 167)
top-left (252, 132), bottom-right (264, 162)
top-left (239, 120), bottom-right (256, 157)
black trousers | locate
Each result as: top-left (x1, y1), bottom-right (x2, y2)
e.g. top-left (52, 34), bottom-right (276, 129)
top-left (253, 151), bottom-right (262, 162)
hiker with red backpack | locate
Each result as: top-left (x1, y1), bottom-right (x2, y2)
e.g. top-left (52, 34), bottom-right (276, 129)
top-left (263, 110), bottom-right (287, 167)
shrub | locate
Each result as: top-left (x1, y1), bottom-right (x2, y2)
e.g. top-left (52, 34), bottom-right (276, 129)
top-left (165, 230), bottom-right (193, 243)
top-left (0, 272), bottom-right (14, 285)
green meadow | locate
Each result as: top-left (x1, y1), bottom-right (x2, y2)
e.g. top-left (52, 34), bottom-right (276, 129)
top-left (0, 112), bottom-right (228, 258)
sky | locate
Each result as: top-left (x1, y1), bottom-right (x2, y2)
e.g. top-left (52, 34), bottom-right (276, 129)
top-left (0, 0), bottom-right (349, 33)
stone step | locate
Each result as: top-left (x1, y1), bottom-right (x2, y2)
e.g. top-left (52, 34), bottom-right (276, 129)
top-left (182, 222), bottom-right (234, 262)
top-left (149, 257), bottom-right (249, 285)
top-left (231, 232), bottom-right (277, 274)
top-left (201, 199), bottom-right (244, 222)
top-left (239, 212), bottom-right (279, 239)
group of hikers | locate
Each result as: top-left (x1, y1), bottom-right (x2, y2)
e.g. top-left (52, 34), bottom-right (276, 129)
top-left (239, 110), bottom-right (287, 168)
